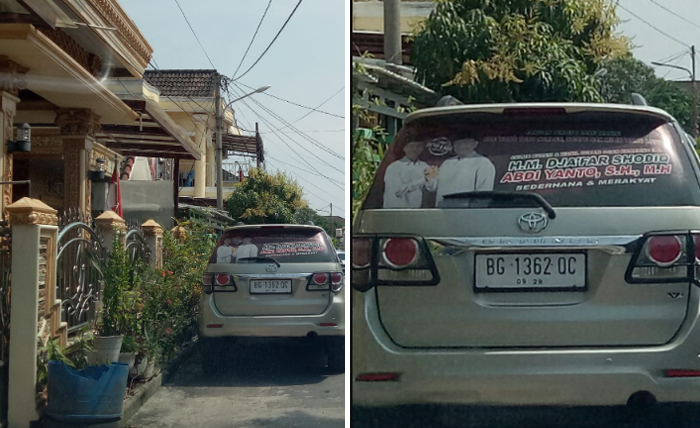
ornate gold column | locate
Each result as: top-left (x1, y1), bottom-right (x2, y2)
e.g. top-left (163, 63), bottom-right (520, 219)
top-left (55, 108), bottom-right (100, 218)
top-left (0, 56), bottom-right (28, 216)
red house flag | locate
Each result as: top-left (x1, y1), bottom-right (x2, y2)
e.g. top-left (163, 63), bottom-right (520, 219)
top-left (105, 162), bottom-right (122, 218)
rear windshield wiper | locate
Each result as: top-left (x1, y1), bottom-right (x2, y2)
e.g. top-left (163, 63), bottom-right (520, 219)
top-left (237, 256), bottom-right (281, 267)
top-left (441, 191), bottom-right (557, 219)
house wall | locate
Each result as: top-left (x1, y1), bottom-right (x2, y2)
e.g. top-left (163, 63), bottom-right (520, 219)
top-left (352, 0), bottom-right (434, 33)
top-left (121, 180), bottom-right (174, 229)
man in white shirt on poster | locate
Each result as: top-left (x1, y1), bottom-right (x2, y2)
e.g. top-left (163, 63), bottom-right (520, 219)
top-left (383, 140), bottom-right (439, 208)
top-left (434, 137), bottom-right (496, 206)
top-left (216, 238), bottom-right (234, 263)
top-left (235, 236), bottom-right (259, 262)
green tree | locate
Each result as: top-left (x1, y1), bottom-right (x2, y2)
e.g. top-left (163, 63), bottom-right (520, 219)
top-left (411, 0), bottom-right (629, 103)
top-left (600, 54), bottom-right (694, 133)
top-left (352, 60), bottom-right (389, 224)
top-left (226, 168), bottom-right (306, 224)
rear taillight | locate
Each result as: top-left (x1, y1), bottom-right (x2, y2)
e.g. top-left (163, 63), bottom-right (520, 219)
top-left (626, 232), bottom-right (700, 283)
top-left (202, 274), bottom-right (213, 294)
top-left (352, 238), bottom-right (371, 269)
top-left (646, 236), bottom-right (682, 267)
top-left (664, 369), bottom-right (700, 378)
top-left (203, 273), bottom-right (237, 292)
top-left (502, 107), bottom-right (567, 116)
top-left (307, 272), bottom-right (344, 292)
top-left (351, 235), bottom-right (439, 292)
top-left (356, 372), bottom-right (400, 382)
top-left (331, 272), bottom-right (343, 292)
top-left (314, 273), bottom-right (328, 285)
top-left (383, 238), bottom-right (418, 268)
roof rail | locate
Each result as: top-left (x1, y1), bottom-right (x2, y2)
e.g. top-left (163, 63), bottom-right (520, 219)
top-left (436, 95), bottom-right (463, 107)
top-left (630, 93), bottom-right (648, 106)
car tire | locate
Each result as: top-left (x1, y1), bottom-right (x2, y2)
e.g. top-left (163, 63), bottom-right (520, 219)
top-left (199, 337), bottom-right (223, 374)
top-left (326, 336), bottom-right (344, 373)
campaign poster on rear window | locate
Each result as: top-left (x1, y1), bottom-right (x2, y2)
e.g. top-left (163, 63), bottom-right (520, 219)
top-left (363, 122), bottom-right (691, 209)
top-left (210, 233), bottom-right (329, 264)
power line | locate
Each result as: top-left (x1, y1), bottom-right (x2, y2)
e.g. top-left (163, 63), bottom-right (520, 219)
top-left (272, 158), bottom-right (344, 196)
top-left (261, 129), bottom-right (345, 134)
top-left (227, 85), bottom-right (344, 190)
top-left (658, 52), bottom-right (689, 79)
top-left (647, 0), bottom-right (700, 31)
top-left (655, 48), bottom-right (689, 64)
top-left (232, 0), bottom-right (273, 79)
top-left (230, 81), bottom-right (344, 162)
top-left (617, 3), bottom-right (689, 48)
top-left (269, 164), bottom-right (330, 206)
top-left (267, 155), bottom-right (343, 185)
top-left (232, 0), bottom-right (303, 81)
top-left (268, 159), bottom-right (344, 207)
top-left (238, 82), bottom-right (344, 119)
top-left (235, 86), bottom-right (345, 166)
top-left (281, 86), bottom-right (345, 129)
top-left (229, 85), bottom-right (344, 184)
top-left (173, 0), bottom-right (216, 68)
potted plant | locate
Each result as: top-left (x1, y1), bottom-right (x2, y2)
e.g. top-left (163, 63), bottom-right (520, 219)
top-left (118, 335), bottom-right (139, 371)
top-left (142, 324), bottom-right (163, 379)
top-left (90, 236), bottom-right (138, 365)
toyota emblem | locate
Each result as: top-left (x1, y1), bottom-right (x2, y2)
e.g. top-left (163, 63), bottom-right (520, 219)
top-left (518, 212), bottom-right (548, 234)
top-left (265, 264), bottom-right (278, 273)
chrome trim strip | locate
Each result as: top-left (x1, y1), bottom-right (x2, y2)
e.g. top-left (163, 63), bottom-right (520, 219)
top-left (233, 273), bottom-right (313, 280)
top-left (428, 236), bottom-right (640, 256)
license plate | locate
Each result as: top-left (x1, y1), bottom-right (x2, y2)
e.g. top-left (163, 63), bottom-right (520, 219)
top-left (475, 253), bottom-right (586, 291)
top-left (249, 279), bottom-right (292, 294)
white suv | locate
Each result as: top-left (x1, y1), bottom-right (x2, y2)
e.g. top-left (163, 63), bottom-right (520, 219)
top-left (199, 224), bottom-right (344, 372)
top-left (353, 102), bottom-right (700, 419)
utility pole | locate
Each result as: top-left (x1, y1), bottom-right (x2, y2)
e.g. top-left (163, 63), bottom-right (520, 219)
top-left (384, 0), bottom-right (401, 65)
top-left (215, 73), bottom-right (224, 210)
top-left (330, 203), bottom-right (333, 244)
top-left (693, 45), bottom-right (697, 138)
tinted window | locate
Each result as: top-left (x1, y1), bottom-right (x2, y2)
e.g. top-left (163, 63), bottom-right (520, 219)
top-left (363, 111), bottom-right (700, 209)
top-left (209, 228), bottom-right (336, 264)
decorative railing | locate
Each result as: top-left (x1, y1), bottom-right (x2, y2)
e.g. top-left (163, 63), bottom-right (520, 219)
top-left (126, 223), bottom-right (150, 268)
top-left (56, 209), bottom-right (105, 336)
top-left (0, 220), bottom-right (10, 427)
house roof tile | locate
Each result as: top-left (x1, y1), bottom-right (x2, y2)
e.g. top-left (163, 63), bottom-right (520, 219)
top-left (143, 69), bottom-right (218, 97)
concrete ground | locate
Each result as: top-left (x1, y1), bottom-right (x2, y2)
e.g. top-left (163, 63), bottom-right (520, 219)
top-left (351, 404), bottom-right (700, 428)
top-left (127, 340), bottom-right (344, 428)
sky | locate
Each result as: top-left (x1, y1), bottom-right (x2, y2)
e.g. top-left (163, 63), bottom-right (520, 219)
top-left (118, 0), bottom-right (346, 218)
top-left (616, 0), bottom-right (700, 81)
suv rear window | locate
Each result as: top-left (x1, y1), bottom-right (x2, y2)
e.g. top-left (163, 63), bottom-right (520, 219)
top-left (363, 110), bottom-right (700, 209)
top-left (209, 227), bottom-right (336, 264)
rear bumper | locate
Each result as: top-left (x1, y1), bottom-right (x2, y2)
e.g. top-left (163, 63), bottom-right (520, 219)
top-left (199, 293), bottom-right (344, 338)
top-left (352, 290), bottom-right (700, 407)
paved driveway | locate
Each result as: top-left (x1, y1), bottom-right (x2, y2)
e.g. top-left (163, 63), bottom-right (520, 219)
top-left (129, 340), bottom-right (344, 428)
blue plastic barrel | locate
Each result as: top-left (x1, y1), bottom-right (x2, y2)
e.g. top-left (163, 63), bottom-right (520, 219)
top-left (46, 361), bottom-right (129, 422)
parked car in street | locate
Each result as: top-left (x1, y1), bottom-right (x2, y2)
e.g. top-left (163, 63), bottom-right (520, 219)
top-left (337, 250), bottom-right (345, 274)
top-left (200, 224), bottom-right (344, 373)
top-left (352, 102), bottom-right (700, 417)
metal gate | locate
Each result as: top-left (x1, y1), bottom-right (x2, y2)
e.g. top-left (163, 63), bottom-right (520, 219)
top-left (126, 224), bottom-right (150, 268)
top-left (0, 221), bottom-right (11, 427)
top-left (56, 210), bottom-right (105, 338)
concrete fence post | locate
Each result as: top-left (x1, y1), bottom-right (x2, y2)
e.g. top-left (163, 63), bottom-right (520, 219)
top-left (94, 211), bottom-right (126, 254)
top-left (7, 198), bottom-right (58, 428)
top-left (141, 220), bottom-right (163, 270)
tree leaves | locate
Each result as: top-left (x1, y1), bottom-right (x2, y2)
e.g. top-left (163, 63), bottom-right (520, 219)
top-left (600, 54), bottom-right (694, 133)
top-left (412, 0), bottom-right (629, 103)
top-left (226, 168), bottom-right (306, 225)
